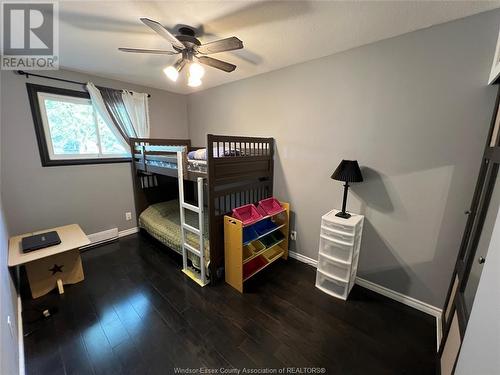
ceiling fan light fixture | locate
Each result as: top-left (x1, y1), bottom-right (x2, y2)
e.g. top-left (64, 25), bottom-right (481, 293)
top-left (163, 65), bottom-right (179, 82)
top-left (188, 76), bottom-right (202, 88)
top-left (163, 59), bottom-right (186, 82)
top-left (189, 62), bottom-right (205, 79)
top-left (121, 19), bottom-right (243, 87)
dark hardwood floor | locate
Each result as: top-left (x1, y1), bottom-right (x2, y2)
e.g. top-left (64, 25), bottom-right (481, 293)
top-left (22, 233), bottom-right (436, 375)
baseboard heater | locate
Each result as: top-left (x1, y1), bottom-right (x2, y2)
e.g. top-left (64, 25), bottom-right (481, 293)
top-left (82, 228), bottom-right (119, 250)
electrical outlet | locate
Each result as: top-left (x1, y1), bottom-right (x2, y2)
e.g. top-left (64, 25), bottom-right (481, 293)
top-left (290, 231), bottom-right (297, 241)
top-left (7, 315), bottom-right (14, 338)
top-left (125, 212), bottom-right (132, 221)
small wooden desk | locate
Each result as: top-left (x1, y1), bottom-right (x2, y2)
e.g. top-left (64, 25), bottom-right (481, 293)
top-left (8, 224), bottom-right (91, 298)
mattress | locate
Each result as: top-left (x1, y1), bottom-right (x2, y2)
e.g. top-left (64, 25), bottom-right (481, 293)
top-left (187, 147), bottom-right (241, 161)
top-left (146, 159), bottom-right (207, 173)
top-left (139, 200), bottom-right (209, 267)
top-left (187, 159), bottom-right (207, 173)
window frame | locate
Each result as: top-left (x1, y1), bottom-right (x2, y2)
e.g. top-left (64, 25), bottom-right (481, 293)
top-left (27, 83), bottom-right (132, 167)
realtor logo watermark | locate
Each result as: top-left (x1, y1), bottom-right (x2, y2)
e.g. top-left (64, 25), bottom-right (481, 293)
top-left (1, 1), bottom-right (59, 70)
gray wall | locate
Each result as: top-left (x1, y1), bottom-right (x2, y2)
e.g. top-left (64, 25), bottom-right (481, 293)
top-left (2, 11), bottom-right (498, 309)
top-left (0, 71), bottom-right (20, 375)
top-left (0, 199), bottom-right (19, 375)
top-left (455, 204), bottom-right (500, 374)
top-left (0, 69), bottom-right (188, 236)
top-left (187, 10), bottom-right (500, 307)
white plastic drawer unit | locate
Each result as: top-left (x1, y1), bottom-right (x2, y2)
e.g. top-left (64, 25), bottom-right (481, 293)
top-left (318, 252), bottom-right (358, 282)
top-left (321, 218), bottom-right (356, 235)
top-left (320, 225), bottom-right (359, 245)
top-left (316, 209), bottom-right (364, 300)
top-left (322, 219), bottom-right (361, 235)
top-left (315, 270), bottom-right (351, 299)
top-left (319, 235), bottom-right (355, 263)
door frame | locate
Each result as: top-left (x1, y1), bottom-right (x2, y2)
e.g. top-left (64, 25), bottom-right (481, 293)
top-left (439, 85), bottom-right (500, 372)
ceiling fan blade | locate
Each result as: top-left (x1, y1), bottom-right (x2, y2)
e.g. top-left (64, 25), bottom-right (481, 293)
top-left (140, 18), bottom-right (185, 50)
top-left (197, 37), bottom-right (243, 55)
top-left (119, 47), bottom-right (179, 55)
top-left (59, 10), bottom-right (149, 33)
top-left (202, 1), bottom-right (309, 35)
top-left (197, 56), bottom-right (236, 72)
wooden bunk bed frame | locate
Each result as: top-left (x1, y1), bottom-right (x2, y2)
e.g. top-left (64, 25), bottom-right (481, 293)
top-left (130, 134), bottom-right (275, 281)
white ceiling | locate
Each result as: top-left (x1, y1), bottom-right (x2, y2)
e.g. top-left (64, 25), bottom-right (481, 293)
top-left (58, 1), bottom-right (500, 94)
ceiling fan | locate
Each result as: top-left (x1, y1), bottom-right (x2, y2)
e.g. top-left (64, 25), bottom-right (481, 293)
top-left (119, 18), bottom-right (243, 87)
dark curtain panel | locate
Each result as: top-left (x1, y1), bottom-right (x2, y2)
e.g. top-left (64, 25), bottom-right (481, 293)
top-left (99, 87), bottom-right (137, 140)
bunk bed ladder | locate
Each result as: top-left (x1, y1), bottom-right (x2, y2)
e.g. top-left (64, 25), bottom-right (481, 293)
top-left (176, 151), bottom-right (209, 287)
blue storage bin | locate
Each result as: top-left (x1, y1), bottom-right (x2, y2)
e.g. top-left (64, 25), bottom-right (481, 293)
top-left (252, 218), bottom-right (278, 236)
top-left (243, 226), bottom-right (258, 244)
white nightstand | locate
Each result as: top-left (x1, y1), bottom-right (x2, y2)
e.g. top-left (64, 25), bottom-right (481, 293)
top-left (315, 209), bottom-right (364, 300)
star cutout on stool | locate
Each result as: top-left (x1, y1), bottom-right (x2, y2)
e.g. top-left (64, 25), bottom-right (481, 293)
top-left (49, 264), bottom-right (64, 275)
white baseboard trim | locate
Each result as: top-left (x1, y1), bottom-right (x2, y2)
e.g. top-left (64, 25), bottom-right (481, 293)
top-left (435, 315), bottom-right (442, 352)
top-left (118, 227), bottom-right (139, 238)
top-left (288, 250), bottom-right (318, 267)
top-left (288, 250), bottom-right (443, 350)
top-left (354, 277), bottom-right (442, 318)
top-left (18, 294), bottom-right (24, 375)
top-left (15, 266), bottom-right (25, 375)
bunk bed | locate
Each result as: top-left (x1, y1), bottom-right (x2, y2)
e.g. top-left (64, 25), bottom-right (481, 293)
top-left (130, 134), bottom-right (275, 286)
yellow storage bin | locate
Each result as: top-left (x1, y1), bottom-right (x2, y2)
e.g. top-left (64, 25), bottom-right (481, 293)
top-left (263, 246), bottom-right (283, 262)
top-left (243, 240), bottom-right (265, 261)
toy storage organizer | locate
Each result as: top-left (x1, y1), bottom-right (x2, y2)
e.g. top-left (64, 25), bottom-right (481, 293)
top-left (315, 209), bottom-right (364, 300)
top-left (224, 201), bottom-right (290, 293)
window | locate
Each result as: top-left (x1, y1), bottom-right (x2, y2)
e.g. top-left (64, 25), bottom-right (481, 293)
top-left (27, 84), bottom-right (131, 166)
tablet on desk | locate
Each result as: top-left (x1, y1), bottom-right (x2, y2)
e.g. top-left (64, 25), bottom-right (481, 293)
top-left (21, 231), bottom-right (61, 253)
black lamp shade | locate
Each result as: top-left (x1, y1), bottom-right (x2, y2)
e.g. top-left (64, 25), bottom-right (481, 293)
top-left (331, 160), bottom-right (363, 183)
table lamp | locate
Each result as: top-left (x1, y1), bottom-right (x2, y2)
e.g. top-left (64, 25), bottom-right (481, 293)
top-left (331, 160), bottom-right (363, 219)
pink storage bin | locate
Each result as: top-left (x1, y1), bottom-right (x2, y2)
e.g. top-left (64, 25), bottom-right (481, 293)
top-left (257, 197), bottom-right (283, 216)
top-left (232, 204), bottom-right (263, 225)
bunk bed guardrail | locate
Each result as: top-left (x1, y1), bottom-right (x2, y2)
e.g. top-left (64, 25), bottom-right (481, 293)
top-left (131, 139), bottom-right (191, 179)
